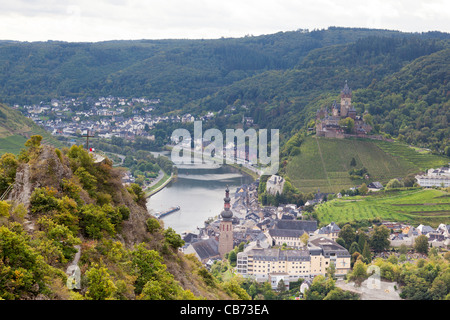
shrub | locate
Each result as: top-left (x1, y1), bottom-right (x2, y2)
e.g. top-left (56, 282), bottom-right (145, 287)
top-left (146, 218), bottom-right (160, 233)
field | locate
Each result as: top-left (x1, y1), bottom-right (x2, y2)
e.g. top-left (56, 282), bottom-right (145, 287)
top-left (285, 136), bottom-right (449, 194)
top-left (315, 188), bottom-right (450, 227)
top-left (0, 103), bottom-right (63, 155)
top-left (0, 135), bottom-right (28, 155)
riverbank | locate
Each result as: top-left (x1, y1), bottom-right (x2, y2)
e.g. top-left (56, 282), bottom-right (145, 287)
top-left (145, 172), bottom-right (174, 197)
top-left (164, 144), bottom-right (261, 181)
top-left (226, 162), bottom-right (260, 180)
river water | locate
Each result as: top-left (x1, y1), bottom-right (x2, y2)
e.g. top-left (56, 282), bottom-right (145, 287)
top-left (146, 154), bottom-right (254, 234)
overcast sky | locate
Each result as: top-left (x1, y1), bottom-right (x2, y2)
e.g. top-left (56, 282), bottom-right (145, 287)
top-left (1, 0), bottom-right (449, 42)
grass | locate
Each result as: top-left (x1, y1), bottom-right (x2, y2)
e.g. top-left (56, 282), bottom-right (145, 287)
top-left (0, 103), bottom-right (64, 155)
top-left (145, 172), bottom-right (173, 197)
top-left (315, 188), bottom-right (450, 227)
top-left (285, 136), bottom-right (449, 194)
top-left (0, 135), bottom-right (28, 155)
top-left (372, 140), bottom-right (449, 171)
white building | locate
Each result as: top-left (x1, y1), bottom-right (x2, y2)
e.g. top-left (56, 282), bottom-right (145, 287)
top-left (266, 175), bottom-right (285, 196)
top-left (415, 166), bottom-right (450, 187)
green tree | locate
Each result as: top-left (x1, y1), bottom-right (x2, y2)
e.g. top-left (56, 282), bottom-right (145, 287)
top-left (164, 227), bottom-right (185, 249)
top-left (338, 224), bottom-right (356, 249)
top-left (277, 279), bottom-right (287, 292)
top-left (414, 235), bottom-right (429, 255)
top-left (326, 262), bottom-right (336, 280)
top-left (228, 250), bottom-right (237, 267)
top-left (386, 178), bottom-right (404, 189)
top-left (338, 117), bottom-right (355, 133)
top-left (362, 241), bottom-right (372, 263)
top-left (348, 260), bottom-right (368, 287)
top-left (24, 135), bottom-right (43, 149)
top-left (349, 242), bottom-right (361, 255)
top-left (0, 200), bottom-right (10, 218)
top-left (358, 183), bottom-right (368, 195)
top-left (85, 264), bottom-right (117, 300)
top-left (369, 225), bottom-right (390, 252)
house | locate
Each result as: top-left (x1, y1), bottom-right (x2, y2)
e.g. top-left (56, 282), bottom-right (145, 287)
top-left (266, 228), bottom-right (306, 248)
top-left (184, 238), bottom-right (220, 264)
top-left (417, 224), bottom-right (435, 235)
top-left (415, 166), bottom-right (450, 187)
top-left (273, 219), bottom-right (317, 234)
top-left (266, 175), bottom-right (285, 196)
top-left (315, 222), bottom-right (341, 241)
top-left (269, 273), bottom-right (290, 290)
top-left (368, 181), bottom-right (383, 191)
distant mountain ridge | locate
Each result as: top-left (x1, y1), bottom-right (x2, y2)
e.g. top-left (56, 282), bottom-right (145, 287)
top-left (0, 27), bottom-right (448, 152)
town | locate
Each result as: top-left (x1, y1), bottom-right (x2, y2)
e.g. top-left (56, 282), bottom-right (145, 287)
top-left (13, 96), bottom-right (217, 141)
top-left (181, 174), bottom-right (450, 294)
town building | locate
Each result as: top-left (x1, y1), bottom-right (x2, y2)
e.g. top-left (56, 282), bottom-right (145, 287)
top-left (218, 186), bottom-right (234, 258)
top-left (236, 235), bottom-right (351, 284)
top-left (266, 175), bottom-right (285, 196)
top-left (415, 166), bottom-right (450, 187)
top-left (314, 222), bottom-right (341, 241)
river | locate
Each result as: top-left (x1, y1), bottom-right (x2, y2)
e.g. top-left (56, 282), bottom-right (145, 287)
top-left (146, 154), bottom-right (254, 234)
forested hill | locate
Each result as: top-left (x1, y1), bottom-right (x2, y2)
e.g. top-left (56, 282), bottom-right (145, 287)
top-left (0, 27), bottom-right (449, 152)
top-left (0, 27), bottom-right (447, 106)
top-left (193, 36), bottom-right (450, 152)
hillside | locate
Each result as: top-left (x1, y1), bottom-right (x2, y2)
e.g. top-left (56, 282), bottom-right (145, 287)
top-left (0, 103), bottom-right (62, 155)
top-left (284, 136), bottom-right (449, 194)
top-left (0, 28), bottom-right (433, 107)
top-left (194, 36), bottom-right (449, 152)
top-left (315, 188), bottom-right (450, 228)
top-left (0, 137), bottom-right (237, 300)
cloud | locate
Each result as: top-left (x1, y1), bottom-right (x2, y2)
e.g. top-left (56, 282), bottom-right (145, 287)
top-left (0, 0), bottom-right (448, 42)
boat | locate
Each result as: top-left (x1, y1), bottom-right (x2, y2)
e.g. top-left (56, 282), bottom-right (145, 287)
top-left (155, 206), bottom-right (180, 218)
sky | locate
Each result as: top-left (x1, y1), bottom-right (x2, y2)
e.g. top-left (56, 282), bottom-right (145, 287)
top-left (0, 0), bottom-right (449, 42)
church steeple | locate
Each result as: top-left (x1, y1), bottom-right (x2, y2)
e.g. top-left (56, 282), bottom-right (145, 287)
top-left (219, 185), bottom-right (234, 258)
top-left (341, 80), bottom-right (352, 98)
top-left (220, 185), bottom-right (233, 220)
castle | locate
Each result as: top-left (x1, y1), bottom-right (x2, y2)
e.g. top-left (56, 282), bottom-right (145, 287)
top-left (315, 81), bottom-right (372, 138)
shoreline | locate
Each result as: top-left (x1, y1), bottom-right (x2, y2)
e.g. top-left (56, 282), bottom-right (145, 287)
top-left (145, 145), bottom-right (261, 199)
top-left (145, 172), bottom-right (174, 198)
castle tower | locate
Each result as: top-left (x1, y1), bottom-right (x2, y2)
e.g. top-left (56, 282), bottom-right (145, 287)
top-left (331, 100), bottom-right (339, 117)
top-left (340, 80), bottom-right (352, 118)
top-left (218, 186), bottom-right (234, 258)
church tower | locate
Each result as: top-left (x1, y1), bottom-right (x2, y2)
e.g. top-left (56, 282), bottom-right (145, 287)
top-left (218, 186), bottom-right (234, 258)
top-left (340, 80), bottom-right (352, 118)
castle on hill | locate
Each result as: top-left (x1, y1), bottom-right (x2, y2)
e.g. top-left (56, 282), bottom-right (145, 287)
top-left (315, 81), bottom-right (372, 139)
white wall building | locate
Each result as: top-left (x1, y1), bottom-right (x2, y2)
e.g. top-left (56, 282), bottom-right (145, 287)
top-left (416, 166), bottom-right (450, 187)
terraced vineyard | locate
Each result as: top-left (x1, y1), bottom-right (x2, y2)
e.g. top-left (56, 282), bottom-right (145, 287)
top-left (0, 103), bottom-right (63, 155)
top-left (0, 135), bottom-right (28, 155)
top-left (285, 136), bottom-right (449, 193)
top-left (315, 188), bottom-right (450, 227)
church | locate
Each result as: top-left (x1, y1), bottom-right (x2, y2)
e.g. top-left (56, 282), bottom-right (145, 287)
top-left (315, 81), bottom-right (372, 138)
top-left (184, 186), bottom-right (235, 263)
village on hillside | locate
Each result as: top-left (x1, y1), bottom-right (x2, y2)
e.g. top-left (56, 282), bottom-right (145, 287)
top-left (14, 96), bottom-right (218, 141)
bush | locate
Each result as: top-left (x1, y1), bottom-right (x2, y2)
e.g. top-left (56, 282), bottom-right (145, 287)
top-left (164, 227), bottom-right (184, 249)
top-left (80, 204), bottom-right (115, 239)
top-left (146, 218), bottom-right (160, 233)
top-left (30, 187), bottom-right (60, 215)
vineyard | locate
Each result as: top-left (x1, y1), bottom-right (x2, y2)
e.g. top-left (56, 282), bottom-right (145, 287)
top-left (315, 188), bottom-right (450, 227)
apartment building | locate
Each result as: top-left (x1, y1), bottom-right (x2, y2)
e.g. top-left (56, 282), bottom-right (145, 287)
top-left (237, 236), bottom-right (351, 285)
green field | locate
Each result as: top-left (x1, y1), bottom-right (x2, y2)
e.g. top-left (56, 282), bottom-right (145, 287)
top-left (0, 103), bottom-right (63, 155)
top-left (0, 135), bottom-right (28, 155)
top-left (285, 136), bottom-right (449, 194)
top-left (315, 188), bottom-right (450, 227)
